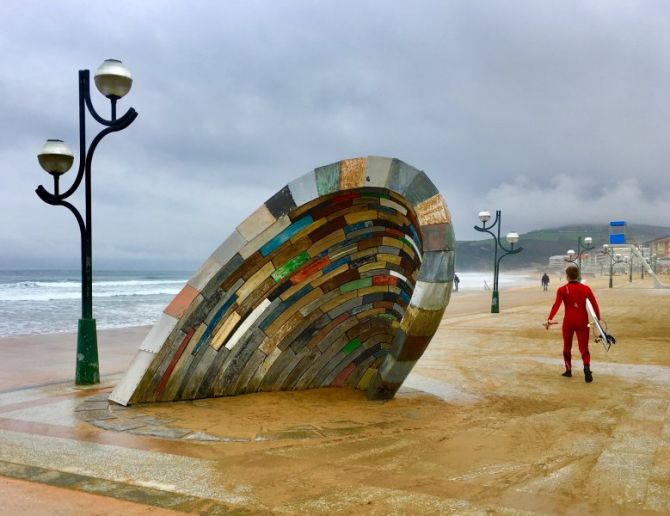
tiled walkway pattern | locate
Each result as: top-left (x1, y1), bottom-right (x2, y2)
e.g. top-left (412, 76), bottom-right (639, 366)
top-left (111, 157), bottom-right (455, 405)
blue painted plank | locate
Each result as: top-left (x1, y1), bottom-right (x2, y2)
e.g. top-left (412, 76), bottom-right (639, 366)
top-left (260, 215), bottom-right (314, 257)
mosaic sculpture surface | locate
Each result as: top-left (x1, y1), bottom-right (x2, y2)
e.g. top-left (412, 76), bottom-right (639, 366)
top-left (110, 156), bottom-right (455, 405)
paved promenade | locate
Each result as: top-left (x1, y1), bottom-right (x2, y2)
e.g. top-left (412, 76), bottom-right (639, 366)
top-left (1, 277), bottom-right (669, 514)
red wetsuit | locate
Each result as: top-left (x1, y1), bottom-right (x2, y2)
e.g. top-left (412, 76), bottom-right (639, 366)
top-left (548, 281), bottom-right (601, 371)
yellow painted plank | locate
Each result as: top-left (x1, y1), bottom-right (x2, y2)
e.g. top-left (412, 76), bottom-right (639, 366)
top-left (307, 229), bottom-right (346, 257)
top-left (358, 260), bottom-right (387, 273)
top-left (236, 261), bottom-right (275, 301)
top-left (357, 368), bottom-right (377, 390)
top-left (381, 236), bottom-right (405, 249)
top-left (310, 264), bottom-right (350, 288)
top-left (377, 211), bottom-right (407, 226)
top-left (210, 311), bottom-right (241, 351)
top-left (344, 210), bottom-right (378, 225)
top-left (266, 287), bottom-right (324, 334)
top-left (350, 248), bottom-right (377, 261)
top-left (380, 197), bottom-right (408, 215)
top-left (355, 307), bottom-right (385, 320)
top-left (321, 290), bottom-right (358, 312)
top-left (377, 253), bottom-right (402, 265)
top-left (357, 285), bottom-right (390, 297)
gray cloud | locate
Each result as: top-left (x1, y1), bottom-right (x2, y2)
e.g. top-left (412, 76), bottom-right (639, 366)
top-left (2, 0), bottom-right (669, 270)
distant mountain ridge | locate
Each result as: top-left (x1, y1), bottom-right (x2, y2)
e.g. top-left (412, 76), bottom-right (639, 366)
top-left (455, 223), bottom-right (670, 271)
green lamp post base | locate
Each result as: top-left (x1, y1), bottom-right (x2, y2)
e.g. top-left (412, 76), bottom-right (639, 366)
top-left (76, 318), bottom-right (100, 385)
top-left (491, 290), bottom-right (500, 313)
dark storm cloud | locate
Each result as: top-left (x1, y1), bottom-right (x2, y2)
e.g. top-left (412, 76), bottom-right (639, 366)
top-left (2, 0), bottom-right (669, 269)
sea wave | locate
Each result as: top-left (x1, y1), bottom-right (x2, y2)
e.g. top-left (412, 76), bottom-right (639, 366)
top-left (0, 278), bottom-right (187, 302)
top-left (0, 270), bottom-right (190, 337)
top-left (8, 279), bottom-right (186, 288)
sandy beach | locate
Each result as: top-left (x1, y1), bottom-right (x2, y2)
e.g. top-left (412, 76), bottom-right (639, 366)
top-left (0, 275), bottom-right (669, 514)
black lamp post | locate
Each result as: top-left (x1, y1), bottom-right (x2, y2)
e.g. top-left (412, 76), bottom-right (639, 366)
top-left (474, 210), bottom-right (523, 313)
top-left (35, 59), bottom-right (138, 385)
top-left (564, 236), bottom-right (594, 271)
top-left (602, 244), bottom-right (623, 289)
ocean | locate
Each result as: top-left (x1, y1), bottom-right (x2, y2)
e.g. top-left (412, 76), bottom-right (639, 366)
top-left (455, 271), bottom-right (537, 292)
top-left (0, 270), bottom-right (190, 337)
top-left (0, 269), bottom-right (537, 338)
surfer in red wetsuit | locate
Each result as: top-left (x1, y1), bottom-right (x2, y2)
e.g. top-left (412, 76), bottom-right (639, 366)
top-left (544, 265), bottom-right (601, 383)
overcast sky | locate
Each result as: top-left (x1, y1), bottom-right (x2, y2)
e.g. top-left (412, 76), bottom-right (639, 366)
top-left (2, 0), bottom-right (669, 270)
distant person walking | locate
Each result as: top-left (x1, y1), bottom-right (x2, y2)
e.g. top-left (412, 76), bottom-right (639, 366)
top-left (453, 274), bottom-right (460, 292)
top-left (544, 265), bottom-right (601, 383)
top-left (541, 273), bottom-right (550, 291)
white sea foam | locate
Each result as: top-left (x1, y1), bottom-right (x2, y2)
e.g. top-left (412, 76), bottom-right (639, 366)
top-left (0, 279), bottom-right (185, 301)
top-left (455, 271), bottom-right (536, 291)
top-left (0, 271), bottom-right (190, 337)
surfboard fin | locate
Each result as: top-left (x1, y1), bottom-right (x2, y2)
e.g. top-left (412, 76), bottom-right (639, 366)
top-left (595, 333), bottom-right (616, 352)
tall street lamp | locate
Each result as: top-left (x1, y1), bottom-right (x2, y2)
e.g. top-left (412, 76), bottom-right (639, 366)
top-left (35, 59), bottom-right (138, 385)
top-left (474, 210), bottom-right (523, 313)
top-left (564, 236), bottom-right (594, 271)
top-left (602, 244), bottom-right (623, 289)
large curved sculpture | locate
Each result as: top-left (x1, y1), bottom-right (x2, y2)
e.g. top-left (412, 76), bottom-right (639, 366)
top-left (110, 157), bottom-right (454, 405)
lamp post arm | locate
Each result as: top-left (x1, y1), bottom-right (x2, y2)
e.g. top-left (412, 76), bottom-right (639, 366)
top-left (85, 94), bottom-right (137, 127)
top-left (473, 225), bottom-right (497, 242)
top-left (55, 107), bottom-right (137, 201)
top-left (40, 167), bottom-right (84, 202)
top-left (577, 244), bottom-right (594, 260)
top-left (35, 185), bottom-right (57, 205)
top-left (34, 188), bottom-right (86, 243)
top-left (489, 210), bottom-right (500, 230)
top-left (496, 247), bottom-right (523, 268)
top-left (84, 111), bottom-right (138, 176)
top-left (497, 240), bottom-right (518, 254)
top-left (473, 225), bottom-right (499, 271)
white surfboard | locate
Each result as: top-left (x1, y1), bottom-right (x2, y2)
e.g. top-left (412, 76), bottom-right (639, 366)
top-left (586, 299), bottom-right (615, 351)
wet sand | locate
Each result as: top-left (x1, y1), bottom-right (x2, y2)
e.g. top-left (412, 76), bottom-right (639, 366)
top-left (1, 275), bottom-right (669, 513)
top-left (0, 326), bottom-right (149, 391)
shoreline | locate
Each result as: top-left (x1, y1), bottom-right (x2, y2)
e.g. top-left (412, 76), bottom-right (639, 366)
top-left (0, 324), bottom-right (152, 342)
top-left (0, 272), bottom-right (653, 342)
top-left (0, 271), bottom-right (542, 340)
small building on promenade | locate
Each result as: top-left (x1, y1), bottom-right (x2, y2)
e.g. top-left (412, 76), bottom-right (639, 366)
top-left (647, 235), bottom-right (670, 259)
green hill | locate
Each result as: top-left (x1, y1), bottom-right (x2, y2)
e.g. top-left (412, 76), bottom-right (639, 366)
top-left (455, 223), bottom-right (669, 272)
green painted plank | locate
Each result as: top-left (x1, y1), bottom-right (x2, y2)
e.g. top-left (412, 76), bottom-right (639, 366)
top-left (377, 313), bottom-right (398, 321)
top-left (343, 337), bottom-right (361, 354)
top-left (361, 191), bottom-right (390, 199)
top-left (272, 251), bottom-right (311, 282)
top-left (339, 277), bottom-right (373, 294)
top-left (315, 162), bottom-right (340, 196)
